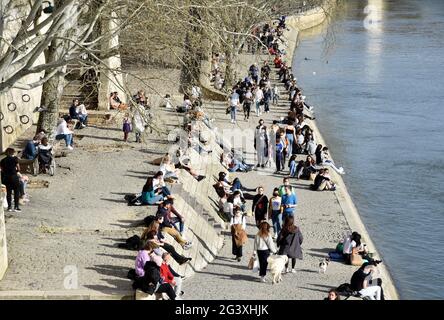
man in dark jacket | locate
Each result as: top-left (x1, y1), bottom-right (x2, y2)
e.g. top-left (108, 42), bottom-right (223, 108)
top-left (350, 262), bottom-right (384, 300)
top-left (252, 186), bottom-right (269, 226)
top-left (1, 148), bottom-right (21, 212)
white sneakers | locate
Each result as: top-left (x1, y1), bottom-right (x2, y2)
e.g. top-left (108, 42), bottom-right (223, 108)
top-left (338, 167), bottom-right (345, 175)
top-left (183, 241), bottom-right (193, 250)
top-left (260, 277), bottom-right (266, 283)
top-left (67, 146), bottom-right (74, 150)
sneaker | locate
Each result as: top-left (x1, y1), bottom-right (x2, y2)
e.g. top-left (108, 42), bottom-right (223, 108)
top-left (286, 267), bottom-right (291, 273)
top-left (338, 167), bottom-right (345, 174)
top-left (81, 124), bottom-right (86, 128)
top-left (237, 257), bottom-right (241, 262)
top-left (291, 269), bottom-right (296, 273)
top-left (7, 207), bottom-right (13, 212)
top-left (260, 277), bottom-right (266, 283)
top-left (14, 207), bottom-right (22, 212)
top-left (67, 146), bottom-right (74, 150)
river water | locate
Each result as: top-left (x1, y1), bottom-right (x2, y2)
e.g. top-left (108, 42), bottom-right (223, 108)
top-left (293, 0), bottom-right (444, 299)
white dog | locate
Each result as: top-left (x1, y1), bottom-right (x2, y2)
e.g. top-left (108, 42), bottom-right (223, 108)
top-left (319, 258), bottom-right (330, 273)
top-left (267, 255), bottom-right (289, 284)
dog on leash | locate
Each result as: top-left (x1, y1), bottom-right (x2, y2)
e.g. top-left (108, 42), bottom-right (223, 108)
top-left (319, 258), bottom-right (330, 273)
top-left (267, 255), bottom-right (289, 284)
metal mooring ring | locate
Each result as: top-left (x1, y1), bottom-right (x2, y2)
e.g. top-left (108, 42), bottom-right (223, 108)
top-left (22, 94), bottom-right (31, 102)
top-left (3, 126), bottom-right (14, 134)
top-left (7, 102), bottom-right (17, 111)
top-left (19, 115), bottom-right (30, 124)
top-left (0, 112), bottom-right (4, 121)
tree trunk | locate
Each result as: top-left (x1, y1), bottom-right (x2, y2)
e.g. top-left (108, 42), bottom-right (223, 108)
top-left (224, 47), bottom-right (236, 90)
top-left (36, 38), bottom-right (67, 135)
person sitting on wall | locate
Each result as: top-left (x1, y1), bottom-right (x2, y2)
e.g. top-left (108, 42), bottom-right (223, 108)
top-left (55, 116), bottom-right (74, 150)
top-left (21, 135), bottom-right (41, 160)
top-left (69, 99), bottom-right (87, 128)
top-left (109, 92), bottom-right (128, 110)
top-left (133, 90), bottom-right (147, 107)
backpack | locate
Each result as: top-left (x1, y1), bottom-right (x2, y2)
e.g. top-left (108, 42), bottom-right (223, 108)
top-left (127, 268), bottom-right (136, 280)
top-left (336, 283), bottom-right (355, 297)
top-left (124, 194), bottom-right (141, 206)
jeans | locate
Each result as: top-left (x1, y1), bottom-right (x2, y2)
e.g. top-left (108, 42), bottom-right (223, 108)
top-left (276, 152), bottom-right (283, 172)
top-left (161, 186), bottom-right (171, 197)
top-left (78, 115), bottom-right (88, 125)
top-left (289, 161), bottom-right (297, 177)
top-left (283, 211), bottom-right (294, 222)
top-left (55, 134), bottom-right (73, 147)
top-left (264, 100), bottom-right (270, 112)
top-left (271, 210), bottom-right (282, 236)
top-left (171, 217), bottom-right (185, 234)
top-left (286, 134), bottom-right (294, 155)
top-left (273, 94), bottom-right (279, 104)
top-left (230, 107), bottom-right (236, 122)
top-left (257, 249), bottom-right (270, 277)
top-left (255, 101), bottom-right (261, 115)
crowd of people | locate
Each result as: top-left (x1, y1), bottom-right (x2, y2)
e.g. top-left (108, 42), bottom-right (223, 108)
top-left (213, 16), bottom-right (385, 300)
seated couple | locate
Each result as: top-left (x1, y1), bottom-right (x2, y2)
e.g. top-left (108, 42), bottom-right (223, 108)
top-left (160, 153), bottom-right (205, 182)
top-left (133, 242), bottom-right (184, 300)
top-left (109, 92), bottom-right (128, 110)
top-left (221, 151), bottom-right (254, 173)
top-left (289, 155), bottom-right (318, 180)
top-left (214, 172), bottom-right (256, 199)
top-left (315, 145), bottom-right (345, 175)
top-left (342, 232), bottom-right (381, 266)
top-left (126, 172), bottom-right (171, 206)
top-left (310, 168), bottom-right (336, 191)
top-left (22, 133), bottom-right (53, 173)
top-left (69, 99), bottom-right (88, 128)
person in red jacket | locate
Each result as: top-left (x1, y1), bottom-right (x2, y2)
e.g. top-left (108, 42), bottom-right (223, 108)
top-left (160, 253), bottom-right (183, 298)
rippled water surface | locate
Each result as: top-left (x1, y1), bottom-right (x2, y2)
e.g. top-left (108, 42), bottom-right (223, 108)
top-left (293, 0), bottom-right (444, 299)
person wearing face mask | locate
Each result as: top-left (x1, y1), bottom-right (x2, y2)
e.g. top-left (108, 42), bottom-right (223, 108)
top-left (252, 186), bottom-right (269, 227)
top-left (230, 206), bottom-right (247, 262)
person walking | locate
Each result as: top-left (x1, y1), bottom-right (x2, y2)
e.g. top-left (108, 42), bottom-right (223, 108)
top-left (253, 221), bottom-right (277, 282)
top-left (243, 88), bottom-right (253, 120)
top-left (230, 207), bottom-right (247, 262)
top-left (229, 89), bottom-right (240, 124)
top-left (0, 148), bottom-right (21, 212)
top-left (255, 119), bottom-right (269, 168)
top-left (281, 185), bottom-right (297, 220)
top-left (252, 186), bottom-right (269, 227)
top-left (277, 216), bottom-right (303, 273)
top-left (273, 84), bottom-right (280, 105)
top-left (254, 86), bottom-right (264, 116)
top-left (122, 113), bottom-right (132, 142)
top-left (275, 136), bottom-right (285, 173)
top-left (268, 188), bottom-right (282, 239)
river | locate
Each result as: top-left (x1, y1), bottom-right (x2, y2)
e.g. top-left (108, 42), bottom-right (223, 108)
top-left (293, 0), bottom-right (444, 299)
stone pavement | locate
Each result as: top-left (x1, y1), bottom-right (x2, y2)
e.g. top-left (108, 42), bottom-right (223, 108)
top-left (182, 66), bottom-right (359, 300)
